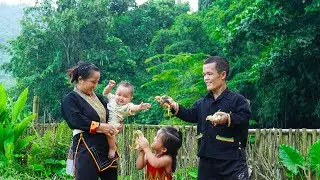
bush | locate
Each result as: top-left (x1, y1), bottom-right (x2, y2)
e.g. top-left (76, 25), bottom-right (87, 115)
top-left (27, 121), bottom-right (72, 178)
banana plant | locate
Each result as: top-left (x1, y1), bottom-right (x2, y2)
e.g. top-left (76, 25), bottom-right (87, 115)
top-left (0, 84), bottom-right (36, 165)
top-left (279, 140), bottom-right (320, 179)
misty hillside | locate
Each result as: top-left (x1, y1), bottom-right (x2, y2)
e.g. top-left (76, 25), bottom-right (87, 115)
top-left (0, 3), bottom-right (25, 88)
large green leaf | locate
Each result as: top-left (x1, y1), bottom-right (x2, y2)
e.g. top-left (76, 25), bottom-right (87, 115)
top-left (13, 113), bottom-right (36, 141)
top-left (14, 136), bottom-right (35, 153)
top-left (12, 88), bottom-right (28, 122)
top-left (4, 131), bottom-right (14, 161)
top-left (0, 124), bottom-right (4, 153)
top-left (29, 164), bottom-right (46, 172)
top-left (308, 140), bottom-right (320, 176)
top-left (0, 109), bottom-right (9, 125)
top-left (188, 169), bottom-right (198, 178)
top-left (0, 84), bottom-right (6, 117)
top-left (279, 144), bottom-right (305, 175)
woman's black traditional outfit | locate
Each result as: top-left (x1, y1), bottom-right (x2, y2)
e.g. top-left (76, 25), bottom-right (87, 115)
top-left (62, 88), bottom-right (119, 180)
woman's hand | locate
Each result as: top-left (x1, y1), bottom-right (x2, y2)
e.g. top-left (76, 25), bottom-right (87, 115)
top-left (117, 122), bottom-right (124, 132)
top-left (137, 136), bottom-right (150, 150)
top-left (98, 123), bottom-right (116, 136)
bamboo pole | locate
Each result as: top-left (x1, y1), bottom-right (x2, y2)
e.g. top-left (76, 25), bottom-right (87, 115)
top-left (311, 129), bottom-right (317, 144)
top-left (32, 96), bottom-right (39, 124)
top-left (253, 129), bottom-right (260, 179)
top-left (289, 128), bottom-right (293, 146)
top-left (267, 129), bottom-right (273, 168)
top-left (302, 128), bottom-right (307, 156)
top-left (294, 129), bottom-right (300, 153)
top-left (26, 123), bottom-right (320, 179)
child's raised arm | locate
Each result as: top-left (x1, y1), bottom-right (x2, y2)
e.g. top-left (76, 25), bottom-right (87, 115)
top-left (103, 80), bottom-right (116, 96)
top-left (136, 149), bottom-right (146, 170)
top-left (137, 137), bottom-right (172, 169)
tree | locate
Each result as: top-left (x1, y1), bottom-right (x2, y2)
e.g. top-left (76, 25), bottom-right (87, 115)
top-left (2, 0), bottom-right (130, 119)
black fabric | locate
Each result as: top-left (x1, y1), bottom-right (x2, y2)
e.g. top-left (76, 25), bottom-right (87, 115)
top-left (61, 91), bottom-right (109, 131)
top-left (62, 91), bottom-right (117, 179)
top-left (198, 157), bottom-right (249, 180)
top-left (175, 88), bottom-right (251, 160)
top-left (72, 133), bottom-right (119, 171)
top-left (74, 140), bottom-right (117, 180)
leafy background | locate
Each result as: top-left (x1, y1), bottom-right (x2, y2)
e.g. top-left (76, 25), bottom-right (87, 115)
top-left (0, 0), bottom-right (319, 128)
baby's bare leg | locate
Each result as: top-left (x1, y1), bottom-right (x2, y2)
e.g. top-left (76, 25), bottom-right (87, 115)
top-left (107, 135), bottom-right (117, 158)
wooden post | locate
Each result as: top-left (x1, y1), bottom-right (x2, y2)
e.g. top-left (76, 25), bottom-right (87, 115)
top-left (32, 96), bottom-right (39, 124)
top-left (312, 129), bottom-right (317, 144)
top-left (302, 128), bottom-right (307, 156)
top-left (254, 129), bottom-right (260, 179)
top-left (279, 128), bottom-right (283, 145)
top-left (289, 128), bottom-right (293, 146)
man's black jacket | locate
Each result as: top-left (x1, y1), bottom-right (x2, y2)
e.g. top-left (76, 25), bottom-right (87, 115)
top-left (175, 89), bottom-right (251, 160)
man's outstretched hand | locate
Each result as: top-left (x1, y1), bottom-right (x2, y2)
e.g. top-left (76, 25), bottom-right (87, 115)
top-left (155, 95), bottom-right (178, 113)
top-left (206, 111), bottom-right (230, 127)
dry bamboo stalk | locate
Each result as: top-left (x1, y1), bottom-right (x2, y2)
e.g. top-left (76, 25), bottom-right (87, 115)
top-left (262, 129), bottom-right (266, 158)
top-left (180, 125), bottom-right (185, 166)
top-left (272, 129), bottom-right (278, 170)
top-left (254, 129), bottom-right (260, 179)
top-left (302, 128), bottom-right (307, 156)
top-left (289, 128), bottom-right (293, 146)
top-left (279, 128), bottom-right (283, 145)
top-left (267, 130), bottom-right (273, 167)
top-left (294, 129), bottom-right (300, 153)
top-left (312, 129), bottom-right (317, 144)
top-left (32, 96), bottom-right (39, 124)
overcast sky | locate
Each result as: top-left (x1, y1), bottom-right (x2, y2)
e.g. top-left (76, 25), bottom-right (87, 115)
top-left (0, 0), bottom-right (34, 5)
top-left (0, 0), bottom-right (198, 11)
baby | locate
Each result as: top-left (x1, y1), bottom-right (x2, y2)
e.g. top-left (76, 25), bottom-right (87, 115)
top-left (103, 80), bottom-right (151, 158)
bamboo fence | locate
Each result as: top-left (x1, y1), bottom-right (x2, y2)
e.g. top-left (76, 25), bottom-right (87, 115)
top-left (30, 96), bottom-right (320, 179)
top-left (30, 123), bottom-right (320, 180)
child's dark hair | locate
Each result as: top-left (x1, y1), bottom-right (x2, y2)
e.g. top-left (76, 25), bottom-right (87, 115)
top-left (160, 127), bottom-right (183, 172)
top-left (67, 62), bottom-right (100, 83)
top-left (117, 81), bottom-right (135, 95)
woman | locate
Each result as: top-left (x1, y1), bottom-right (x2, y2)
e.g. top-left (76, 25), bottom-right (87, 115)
top-left (61, 62), bottom-right (120, 180)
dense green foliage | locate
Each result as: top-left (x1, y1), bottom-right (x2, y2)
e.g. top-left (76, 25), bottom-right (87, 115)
top-left (2, 0), bottom-right (189, 124)
top-left (0, 85), bottom-right (72, 178)
top-left (145, 0), bottom-right (320, 128)
top-left (2, 0), bottom-right (320, 128)
top-left (28, 121), bottom-right (72, 178)
top-left (0, 84), bottom-right (36, 166)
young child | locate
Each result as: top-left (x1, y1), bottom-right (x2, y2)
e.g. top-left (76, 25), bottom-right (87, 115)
top-left (103, 80), bottom-right (151, 158)
top-left (136, 127), bottom-right (183, 180)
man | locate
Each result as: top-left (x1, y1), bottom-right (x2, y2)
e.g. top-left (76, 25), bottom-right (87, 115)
top-left (157, 56), bottom-right (251, 180)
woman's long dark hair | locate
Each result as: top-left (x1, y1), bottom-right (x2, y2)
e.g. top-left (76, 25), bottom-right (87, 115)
top-left (161, 127), bottom-right (183, 172)
top-left (67, 62), bottom-right (100, 83)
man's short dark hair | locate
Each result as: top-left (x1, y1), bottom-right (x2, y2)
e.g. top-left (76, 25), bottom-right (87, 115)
top-left (204, 56), bottom-right (229, 78)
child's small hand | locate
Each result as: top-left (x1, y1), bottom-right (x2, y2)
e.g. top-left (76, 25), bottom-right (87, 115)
top-left (137, 146), bottom-right (143, 152)
top-left (139, 102), bottom-right (151, 110)
top-left (137, 136), bottom-right (149, 149)
top-left (108, 80), bottom-right (116, 88)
